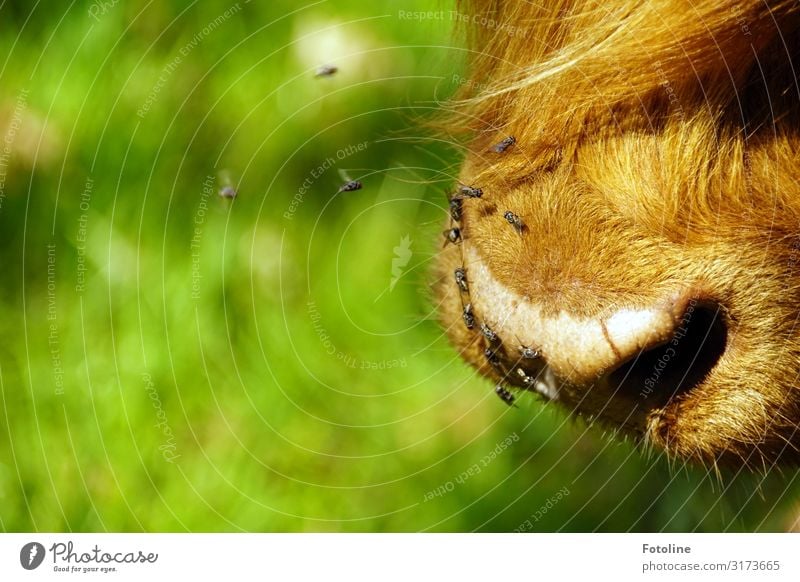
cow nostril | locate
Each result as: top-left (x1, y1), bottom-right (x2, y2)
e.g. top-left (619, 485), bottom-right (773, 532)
top-left (607, 302), bottom-right (728, 407)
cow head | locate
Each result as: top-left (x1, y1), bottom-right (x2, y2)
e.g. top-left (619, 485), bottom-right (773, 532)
top-left (435, 0), bottom-right (800, 467)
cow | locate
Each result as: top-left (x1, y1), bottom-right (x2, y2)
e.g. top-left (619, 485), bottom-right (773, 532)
top-left (435, 0), bottom-right (800, 469)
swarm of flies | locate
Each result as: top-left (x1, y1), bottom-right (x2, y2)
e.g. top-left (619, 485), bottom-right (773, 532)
top-left (442, 177), bottom-right (531, 406)
top-left (307, 68), bottom-right (538, 408)
top-left (450, 254), bottom-right (544, 407)
top-left (442, 184), bottom-right (482, 247)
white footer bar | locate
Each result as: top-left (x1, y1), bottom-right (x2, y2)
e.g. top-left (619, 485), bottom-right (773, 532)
top-left (1, 533), bottom-right (797, 581)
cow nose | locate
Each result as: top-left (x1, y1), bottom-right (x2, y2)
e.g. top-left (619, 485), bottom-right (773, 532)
top-left (464, 247), bottom-right (728, 396)
top-left (528, 292), bottom-right (727, 389)
top-left (549, 291), bottom-right (728, 385)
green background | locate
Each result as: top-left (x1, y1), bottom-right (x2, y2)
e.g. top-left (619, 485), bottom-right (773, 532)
top-left (0, 0), bottom-right (796, 532)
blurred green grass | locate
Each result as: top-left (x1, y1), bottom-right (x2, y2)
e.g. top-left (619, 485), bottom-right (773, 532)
top-left (0, 0), bottom-right (797, 532)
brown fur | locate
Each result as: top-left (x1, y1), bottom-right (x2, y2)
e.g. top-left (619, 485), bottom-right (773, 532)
top-left (435, 0), bottom-right (800, 468)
